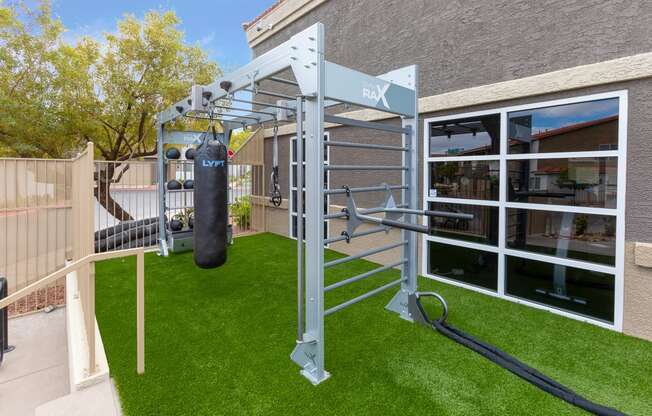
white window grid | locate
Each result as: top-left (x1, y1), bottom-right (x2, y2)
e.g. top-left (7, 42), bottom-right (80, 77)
top-left (289, 133), bottom-right (330, 242)
top-left (422, 90), bottom-right (628, 331)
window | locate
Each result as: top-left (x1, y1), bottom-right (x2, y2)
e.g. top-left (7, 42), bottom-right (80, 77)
top-left (430, 114), bottom-right (500, 156)
top-left (289, 133), bottom-right (330, 242)
top-left (429, 160), bottom-right (500, 200)
top-left (424, 92), bottom-right (626, 328)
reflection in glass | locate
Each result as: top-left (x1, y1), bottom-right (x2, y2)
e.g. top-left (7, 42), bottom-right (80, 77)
top-left (507, 157), bottom-right (617, 208)
top-left (429, 114), bottom-right (501, 156)
top-left (429, 202), bottom-right (498, 245)
top-left (430, 161), bottom-right (500, 200)
top-left (428, 242), bottom-right (497, 290)
top-left (508, 98), bottom-right (619, 154)
top-left (506, 256), bottom-right (614, 323)
top-left (507, 209), bottom-right (616, 265)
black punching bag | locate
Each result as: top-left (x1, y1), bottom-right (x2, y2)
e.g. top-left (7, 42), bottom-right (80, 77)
top-left (193, 132), bottom-right (228, 268)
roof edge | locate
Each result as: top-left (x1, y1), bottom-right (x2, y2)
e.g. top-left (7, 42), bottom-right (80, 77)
top-left (242, 0), bottom-right (329, 48)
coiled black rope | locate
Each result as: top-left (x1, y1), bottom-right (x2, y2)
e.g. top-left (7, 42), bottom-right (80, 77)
top-left (414, 292), bottom-right (626, 416)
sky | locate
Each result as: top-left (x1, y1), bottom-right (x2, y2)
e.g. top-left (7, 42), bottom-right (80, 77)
top-left (51, 0), bottom-right (276, 71)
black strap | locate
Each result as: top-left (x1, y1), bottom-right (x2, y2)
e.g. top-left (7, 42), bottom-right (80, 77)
top-left (414, 294), bottom-right (626, 416)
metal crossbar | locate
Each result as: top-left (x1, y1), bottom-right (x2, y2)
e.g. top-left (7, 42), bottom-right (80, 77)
top-left (325, 185), bottom-right (407, 195)
top-left (325, 260), bottom-right (407, 292)
top-left (324, 114), bottom-right (410, 134)
top-left (325, 165), bottom-right (408, 171)
top-left (324, 204), bottom-right (408, 220)
top-left (242, 88), bottom-right (295, 101)
top-left (230, 97), bottom-right (295, 111)
top-left (268, 76), bottom-right (299, 86)
top-left (324, 278), bottom-right (405, 316)
top-left (324, 241), bottom-right (407, 268)
top-left (325, 141), bottom-right (408, 152)
top-left (324, 226), bottom-right (388, 245)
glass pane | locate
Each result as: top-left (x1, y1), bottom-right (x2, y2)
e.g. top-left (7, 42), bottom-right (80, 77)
top-left (507, 209), bottom-right (616, 265)
top-left (506, 256), bottom-right (614, 323)
top-left (291, 164), bottom-right (306, 188)
top-left (428, 202), bottom-right (498, 245)
top-left (507, 157), bottom-right (617, 208)
top-left (429, 114), bottom-right (500, 156)
top-left (291, 190), bottom-right (306, 214)
top-left (292, 215), bottom-right (327, 242)
top-left (428, 241), bottom-right (498, 291)
top-left (509, 98), bottom-right (619, 154)
top-left (429, 161), bottom-right (500, 200)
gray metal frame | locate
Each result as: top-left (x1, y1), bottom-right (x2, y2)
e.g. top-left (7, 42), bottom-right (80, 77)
top-left (155, 22), bottom-right (419, 385)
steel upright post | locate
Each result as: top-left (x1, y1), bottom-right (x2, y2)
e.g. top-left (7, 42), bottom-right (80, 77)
top-left (156, 122), bottom-right (169, 256)
top-left (290, 23), bottom-right (330, 385)
top-left (386, 65), bottom-right (419, 320)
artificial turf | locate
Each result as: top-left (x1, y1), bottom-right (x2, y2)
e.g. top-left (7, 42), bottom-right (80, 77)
top-left (95, 233), bottom-right (652, 415)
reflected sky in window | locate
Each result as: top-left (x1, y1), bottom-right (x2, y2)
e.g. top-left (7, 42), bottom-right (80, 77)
top-left (509, 98), bottom-right (618, 136)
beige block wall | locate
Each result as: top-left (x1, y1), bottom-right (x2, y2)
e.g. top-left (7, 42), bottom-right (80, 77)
top-left (624, 242), bottom-right (652, 340)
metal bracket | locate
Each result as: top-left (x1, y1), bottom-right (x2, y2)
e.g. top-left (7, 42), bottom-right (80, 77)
top-left (290, 335), bottom-right (330, 385)
top-left (386, 289), bottom-right (413, 322)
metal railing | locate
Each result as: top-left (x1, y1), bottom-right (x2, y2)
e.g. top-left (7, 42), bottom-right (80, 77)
top-left (0, 148), bottom-right (91, 316)
top-left (0, 247), bottom-right (145, 375)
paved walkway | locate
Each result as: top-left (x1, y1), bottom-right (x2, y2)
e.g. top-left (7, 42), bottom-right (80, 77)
top-left (0, 308), bottom-right (69, 416)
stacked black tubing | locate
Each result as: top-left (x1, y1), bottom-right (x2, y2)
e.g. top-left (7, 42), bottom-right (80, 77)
top-left (94, 217), bottom-right (160, 252)
top-left (414, 295), bottom-right (626, 416)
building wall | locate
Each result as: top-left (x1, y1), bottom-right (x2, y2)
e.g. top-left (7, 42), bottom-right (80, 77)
top-left (251, 0), bottom-right (652, 339)
top-left (252, 0), bottom-right (652, 98)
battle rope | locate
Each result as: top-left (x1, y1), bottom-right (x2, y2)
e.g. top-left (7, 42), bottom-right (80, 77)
top-left (413, 292), bottom-right (626, 416)
top-left (270, 122), bottom-right (282, 207)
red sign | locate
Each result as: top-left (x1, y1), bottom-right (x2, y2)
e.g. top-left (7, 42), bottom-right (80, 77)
top-left (227, 149), bottom-right (234, 159)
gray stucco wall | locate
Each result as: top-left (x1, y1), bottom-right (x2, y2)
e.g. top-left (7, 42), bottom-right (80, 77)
top-left (253, 0), bottom-right (652, 98)
top-left (255, 0), bottom-right (652, 242)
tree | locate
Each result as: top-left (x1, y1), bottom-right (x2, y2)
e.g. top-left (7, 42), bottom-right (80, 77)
top-left (64, 10), bottom-right (220, 220)
top-left (0, 2), bottom-right (221, 220)
top-left (229, 127), bottom-right (254, 153)
top-left (0, 2), bottom-right (70, 157)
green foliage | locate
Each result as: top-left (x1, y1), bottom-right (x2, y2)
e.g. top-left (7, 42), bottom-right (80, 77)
top-left (229, 128), bottom-right (253, 153)
top-left (230, 196), bottom-right (250, 229)
top-left (0, 0), bottom-right (220, 159)
top-left (173, 208), bottom-right (194, 227)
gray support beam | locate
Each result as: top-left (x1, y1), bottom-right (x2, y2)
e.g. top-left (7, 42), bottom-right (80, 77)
top-left (156, 123), bottom-right (169, 257)
top-left (324, 115), bottom-right (410, 135)
top-left (386, 65), bottom-right (419, 321)
top-left (324, 62), bottom-right (416, 117)
top-left (296, 96), bottom-right (304, 342)
top-left (290, 23), bottom-right (329, 385)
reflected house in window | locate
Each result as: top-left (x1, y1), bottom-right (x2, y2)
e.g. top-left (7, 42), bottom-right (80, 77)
top-left (429, 114), bottom-right (501, 201)
top-left (508, 114), bottom-right (619, 209)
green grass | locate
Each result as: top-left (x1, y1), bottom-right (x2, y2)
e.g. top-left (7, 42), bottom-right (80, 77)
top-left (95, 233), bottom-right (652, 415)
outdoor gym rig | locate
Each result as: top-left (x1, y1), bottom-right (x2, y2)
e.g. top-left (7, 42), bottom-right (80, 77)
top-left (155, 23), bottom-right (626, 415)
